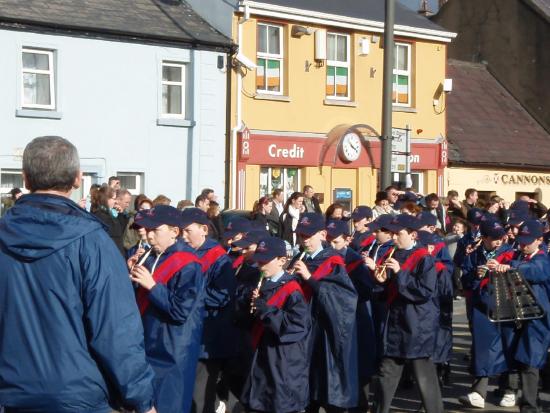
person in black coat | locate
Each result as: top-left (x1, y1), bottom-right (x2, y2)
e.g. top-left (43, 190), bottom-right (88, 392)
top-left (268, 189), bottom-right (285, 237)
top-left (251, 196), bottom-right (277, 235)
top-left (239, 236), bottom-right (311, 413)
top-left (91, 185), bottom-right (126, 256)
top-left (303, 185), bottom-right (322, 214)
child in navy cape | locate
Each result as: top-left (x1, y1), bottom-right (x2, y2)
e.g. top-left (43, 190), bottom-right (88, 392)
top-left (180, 208), bottom-right (238, 413)
top-left (130, 206), bottom-right (205, 413)
top-left (349, 206), bottom-right (375, 252)
top-left (493, 220), bottom-right (550, 413)
top-left (240, 236), bottom-right (311, 413)
top-left (292, 213), bottom-right (359, 412)
top-left (326, 219), bottom-right (377, 411)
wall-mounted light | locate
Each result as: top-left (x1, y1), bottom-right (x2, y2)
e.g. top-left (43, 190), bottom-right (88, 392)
top-left (292, 25), bottom-right (314, 37)
top-left (314, 29), bottom-right (327, 62)
top-left (443, 78), bottom-right (453, 93)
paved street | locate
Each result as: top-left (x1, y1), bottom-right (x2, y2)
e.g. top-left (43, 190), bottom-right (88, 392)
top-left (386, 299), bottom-right (550, 412)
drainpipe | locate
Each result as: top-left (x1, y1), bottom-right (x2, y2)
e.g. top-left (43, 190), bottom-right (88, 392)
top-left (230, 3), bottom-right (249, 209)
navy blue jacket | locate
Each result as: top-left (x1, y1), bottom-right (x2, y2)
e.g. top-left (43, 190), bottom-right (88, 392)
top-left (383, 244), bottom-right (439, 359)
top-left (0, 194), bottom-right (154, 413)
top-left (432, 259), bottom-right (454, 364)
top-left (141, 239), bottom-right (205, 413)
top-left (194, 238), bottom-right (239, 359)
top-left (510, 250), bottom-right (550, 369)
top-left (350, 231), bottom-right (375, 252)
top-left (342, 247), bottom-right (377, 380)
top-left (240, 273), bottom-right (311, 413)
top-left (461, 243), bottom-right (515, 376)
top-left (303, 248), bottom-right (358, 408)
top-left (365, 240), bottom-right (394, 362)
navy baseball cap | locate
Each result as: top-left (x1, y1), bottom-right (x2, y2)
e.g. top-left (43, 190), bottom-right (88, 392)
top-left (223, 217), bottom-right (252, 240)
top-left (134, 205), bottom-right (181, 229)
top-left (295, 213), bottom-right (325, 237)
top-left (232, 230), bottom-right (269, 248)
top-left (252, 237), bottom-right (287, 262)
top-left (480, 219), bottom-right (506, 239)
top-left (351, 206), bottom-right (373, 221)
top-left (368, 214), bottom-right (395, 232)
top-left (417, 230), bottom-right (440, 246)
top-left (179, 207), bottom-right (210, 227)
top-left (508, 208), bottom-right (529, 226)
top-left (416, 211), bottom-right (438, 228)
top-left (516, 220), bottom-right (544, 244)
top-left (385, 214), bottom-right (422, 233)
top-left (510, 200), bottom-right (530, 212)
top-left (326, 220), bottom-right (350, 239)
top-left (467, 208), bottom-right (485, 225)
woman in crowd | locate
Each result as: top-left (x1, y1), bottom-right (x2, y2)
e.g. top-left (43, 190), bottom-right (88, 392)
top-left (92, 185), bottom-right (126, 256)
top-left (372, 191), bottom-right (396, 218)
top-left (251, 196), bottom-right (274, 234)
top-left (280, 192), bottom-right (304, 248)
top-left (325, 202), bottom-right (350, 222)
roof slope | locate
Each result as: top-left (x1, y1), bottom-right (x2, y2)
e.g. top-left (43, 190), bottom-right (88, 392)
top-left (254, 0), bottom-right (448, 32)
top-left (446, 59), bottom-right (550, 169)
top-left (0, 0), bottom-right (231, 48)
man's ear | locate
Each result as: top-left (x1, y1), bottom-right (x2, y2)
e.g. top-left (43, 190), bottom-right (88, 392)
top-left (22, 171), bottom-right (31, 191)
top-left (319, 230), bottom-right (327, 241)
top-left (73, 171), bottom-right (83, 190)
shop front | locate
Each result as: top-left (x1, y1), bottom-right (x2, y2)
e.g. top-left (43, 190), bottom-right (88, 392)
top-left (236, 127), bottom-right (447, 210)
top-left (446, 167), bottom-right (550, 204)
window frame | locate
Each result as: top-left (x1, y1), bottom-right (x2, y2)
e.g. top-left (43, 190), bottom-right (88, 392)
top-left (259, 166), bottom-right (301, 202)
top-left (392, 42), bottom-right (412, 107)
top-left (160, 61), bottom-right (186, 118)
top-left (116, 172), bottom-right (144, 196)
top-left (326, 32), bottom-right (351, 101)
top-left (256, 22), bottom-right (284, 96)
top-left (21, 48), bottom-right (56, 110)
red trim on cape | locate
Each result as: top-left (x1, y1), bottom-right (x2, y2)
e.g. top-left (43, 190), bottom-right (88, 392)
top-left (251, 280), bottom-right (304, 349)
top-left (199, 245), bottom-right (226, 273)
top-left (136, 251), bottom-right (199, 315)
top-left (387, 248), bottom-right (430, 305)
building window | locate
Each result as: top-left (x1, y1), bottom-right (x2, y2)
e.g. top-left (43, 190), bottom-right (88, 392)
top-left (392, 43), bottom-right (411, 106)
top-left (256, 23), bottom-right (283, 94)
top-left (259, 167), bottom-right (300, 201)
top-left (22, 48), bottom-right (55, 109)
top-left (393, 171), bottom-right (423, 193)
top-left (117, 172), bottom-right (144, 195)
top-left (326, 33), bottom-right (350, 99)
top-left (161, 62), bottom-right (185, 117)
top-left (0, 169), bottom-right (24, 216)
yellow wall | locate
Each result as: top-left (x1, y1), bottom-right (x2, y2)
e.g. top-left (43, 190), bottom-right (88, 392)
top-left (445, 167), bottom-right (550, 203)
top-left (234, 17), bottom-right (448, 139)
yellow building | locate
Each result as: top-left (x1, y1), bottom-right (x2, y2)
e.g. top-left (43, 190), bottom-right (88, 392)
top-left (229, 0), bottom-right (456, 210)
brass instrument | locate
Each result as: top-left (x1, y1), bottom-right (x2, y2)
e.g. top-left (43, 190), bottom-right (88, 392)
top-left (488, 269), bottom-right (545, 327)
top-left (374, 247), bottom-right (396, 282)
top-left (465, 237), bottom-right (483, 255)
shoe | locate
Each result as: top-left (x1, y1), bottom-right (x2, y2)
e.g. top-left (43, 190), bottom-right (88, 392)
top-left (459, 392), bottom-right (485, 408)
top-left (215, 401), bottom-right (226, 413)
top-left (499, 393), bottom-right (516, 407)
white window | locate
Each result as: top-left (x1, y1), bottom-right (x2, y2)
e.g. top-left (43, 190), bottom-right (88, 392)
top-left (22, 48), bottom-right (55, 109)
top-left (393, 172), bottom-right (424, 194)
top-left (393, 43), bottom-right (412, 106)
top-left (256, 23), bottom-right (283, 94)
top-left (0, 169), bottom-right (24, 216)
top-left (117, 172), bottom-right (144, 195)
top-left (326, 33), bottom-right (350, 99)
top-left (259, 167), bottom-right (300, 202)
top-left (161, 62), bottom-right (186, 117)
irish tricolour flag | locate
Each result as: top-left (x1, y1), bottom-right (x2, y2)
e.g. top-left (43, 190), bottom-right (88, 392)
top-left (256, 58), bottom-right (281, 92)
top-left (393, 74), bottom-right (409, 104)
top-left (326, 66), bottom-right (348, 97)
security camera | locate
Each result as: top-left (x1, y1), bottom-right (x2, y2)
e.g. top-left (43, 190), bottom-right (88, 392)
top-left (234, 52), bottom-right (257, 70)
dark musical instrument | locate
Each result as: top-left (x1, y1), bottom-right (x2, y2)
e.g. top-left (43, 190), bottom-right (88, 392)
top-left (488, 269), bottom-right (545, 326)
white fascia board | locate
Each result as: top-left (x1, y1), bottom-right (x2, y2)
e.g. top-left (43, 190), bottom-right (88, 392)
top-left (239, 1), bottom-right (457, 43)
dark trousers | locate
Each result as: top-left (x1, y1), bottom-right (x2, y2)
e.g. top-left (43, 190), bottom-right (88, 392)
top-left (306, 401), bottom-right (345, 413)
top-left (192, 359), bottom-right (223, 413)
top-left (520, 366), bottom-right (540, 413)
top-left (373, 357), bottom-right (443, 413)
top-left (471, 371), bottom-right (518, 399)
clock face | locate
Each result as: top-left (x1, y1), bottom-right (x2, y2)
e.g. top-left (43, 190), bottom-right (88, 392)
top-left (339, 132), bottom-right (362, 162)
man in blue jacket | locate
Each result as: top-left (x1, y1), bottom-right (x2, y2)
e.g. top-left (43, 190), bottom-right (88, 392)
top-left (0, 136), bottom-right (156, 413)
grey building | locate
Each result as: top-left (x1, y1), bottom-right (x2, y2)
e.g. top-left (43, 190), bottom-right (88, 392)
top-left (0, 0), bottom-right (232, 212)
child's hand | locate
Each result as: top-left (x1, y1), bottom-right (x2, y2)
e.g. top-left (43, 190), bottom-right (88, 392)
top-left (362, 253), bottom-right (376, 271)
top-left (293, 260), bottom-right (312, 280)
top-left (130, 265), bottom-right (156, 290)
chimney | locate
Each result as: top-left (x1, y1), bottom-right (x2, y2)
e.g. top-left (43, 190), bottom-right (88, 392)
top-left (417, 0), bottom-right (433, 17)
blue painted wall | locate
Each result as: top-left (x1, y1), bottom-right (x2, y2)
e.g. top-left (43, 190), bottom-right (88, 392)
top-left (0, 28), bottom-right (228, 205)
